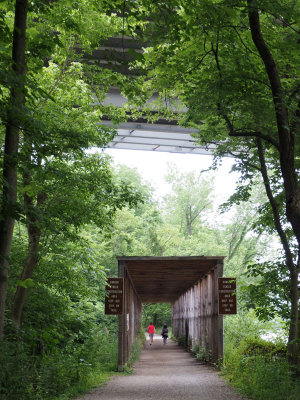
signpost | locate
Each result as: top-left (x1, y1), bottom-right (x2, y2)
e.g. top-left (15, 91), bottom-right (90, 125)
top-left (105, 278), bottom-right (123, 315)
top-left (218, 278), bottom-right (237, 315)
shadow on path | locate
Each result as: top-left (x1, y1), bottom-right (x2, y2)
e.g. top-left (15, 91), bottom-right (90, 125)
top-left (75, 335), bottom-right (248, 400)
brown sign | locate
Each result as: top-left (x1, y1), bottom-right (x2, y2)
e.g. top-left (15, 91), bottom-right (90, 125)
top-left (105, 278), bottom-right (123, 315)
top-left (218, 278), bottom-right (237, 315)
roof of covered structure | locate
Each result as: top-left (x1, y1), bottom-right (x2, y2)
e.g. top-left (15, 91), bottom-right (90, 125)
top-left (117, 256), bottom-right (225, 303)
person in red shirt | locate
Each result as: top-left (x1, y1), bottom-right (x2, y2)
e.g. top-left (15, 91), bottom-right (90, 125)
top-left (147, 323), bottom-right (155, 345)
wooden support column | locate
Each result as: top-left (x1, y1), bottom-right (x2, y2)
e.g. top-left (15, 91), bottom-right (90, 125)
top-left (217, 260), bottom-right (224, 360)
top-left (118, 261), bottom-right (125, 372)
top-left (117, 259), bottom-right (143, 371)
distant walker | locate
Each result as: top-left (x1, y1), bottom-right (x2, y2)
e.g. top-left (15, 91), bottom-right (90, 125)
top-left (148, 323), bottom-right (155, 345)
top-left (161, 323), bottom-right (168, 344)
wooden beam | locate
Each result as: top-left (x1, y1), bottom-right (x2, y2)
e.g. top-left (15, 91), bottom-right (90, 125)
top-left (118, 261), bottom-right (125, 372)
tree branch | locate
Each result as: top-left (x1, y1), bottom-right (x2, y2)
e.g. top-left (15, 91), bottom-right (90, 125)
top-left (229, 130), bottom-right (279, 149)
top-left (248, 0), bottom-right (300, 252)
top-left (247, 0), bottom-right (292, 148)
top-left (185, 50), bottom-right (213, 75)
top-left (256, 138), bottom-right (294, 270)
top-left (231, 25), bottom-right (255, 54)
top-left (291, 99), bottom-right (300, 136)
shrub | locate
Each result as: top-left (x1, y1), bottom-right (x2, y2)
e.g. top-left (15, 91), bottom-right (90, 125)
top-left (241, 337), bottom-right (287, 359)
top-left (176, 335), bottom-right (186, 347)
top-left (0, 325), bottom-right (118, 400)
top-left (191, 344), bottom-right (199, 355)
top-left (196, 346), bottom-right (207, 362)
top-left (222, 336), bottom-right (299, 400)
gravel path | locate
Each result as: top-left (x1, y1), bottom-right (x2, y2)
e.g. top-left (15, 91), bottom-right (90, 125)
top-left (75, 335), bottom-right (248, 400)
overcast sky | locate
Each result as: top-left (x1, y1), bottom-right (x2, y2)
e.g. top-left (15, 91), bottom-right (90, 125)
top-left (105, 148), bottom-right (239, 206)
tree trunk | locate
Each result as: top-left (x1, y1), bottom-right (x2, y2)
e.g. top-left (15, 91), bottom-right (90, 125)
top-left (257, 138), bottom-right (299, 368)
top-left (288, 267), bottom-right (299, 367)
top-left (248, 0), bottom-right (300, 245)
top-left (0, 0), bottom-right (28, 341)
top-left (11, 158), bottom-right (46, 328)
top-left (248, 0), bottom-right (300, 369)
top-left (11, 222), bottom-right (41, 329)
top-left (186, 206), bottom-right (192, 237)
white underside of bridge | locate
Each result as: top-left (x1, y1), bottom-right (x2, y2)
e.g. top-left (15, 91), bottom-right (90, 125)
top-left (105, 121), bottom-right (216, 155)
top-left (102, 89), bottom-right (216, 155)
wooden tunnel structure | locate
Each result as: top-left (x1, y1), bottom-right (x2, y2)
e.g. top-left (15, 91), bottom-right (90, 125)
top-left (117, 256), bottom-right (225, 370)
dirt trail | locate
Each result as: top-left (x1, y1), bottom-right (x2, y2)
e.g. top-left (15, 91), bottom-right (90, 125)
top-left (75, 335), bottom-right (248, 400)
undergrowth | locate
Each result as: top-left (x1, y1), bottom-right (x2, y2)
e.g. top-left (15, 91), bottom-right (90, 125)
top-left (127, 329), bottom-right (146, 369)
top-left (0, 327), bottom-right (118, 400)
top-left (222, 315), bottom-right (300, 400)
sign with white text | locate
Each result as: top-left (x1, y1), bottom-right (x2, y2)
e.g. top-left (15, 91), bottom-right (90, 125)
top-left (105, 278), bottom-right (123, 315)
top-left (218, 278), bottom-right (237, 315)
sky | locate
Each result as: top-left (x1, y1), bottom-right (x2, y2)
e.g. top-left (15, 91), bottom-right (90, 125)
top-left (103, 146), bottom-right (282, 260)
top-left (105, 148), bottom-right (239, 207)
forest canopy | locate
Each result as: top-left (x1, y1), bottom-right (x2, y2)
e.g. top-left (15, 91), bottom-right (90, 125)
top-left (0, 1), bottom-right (299, 399)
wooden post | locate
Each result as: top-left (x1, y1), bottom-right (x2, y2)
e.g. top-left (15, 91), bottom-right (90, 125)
top-left (217, 260), bottom-right (224, 360)
top-left (118, 261), bottom-right (125, 372)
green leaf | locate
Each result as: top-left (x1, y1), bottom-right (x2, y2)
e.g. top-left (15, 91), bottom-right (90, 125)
top-left (17, 278), bottom-right (35, 289)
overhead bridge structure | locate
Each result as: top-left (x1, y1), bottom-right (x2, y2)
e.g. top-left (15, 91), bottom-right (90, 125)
top-left (104, 119), bottom-right (214, 155)
top-left (117, 256), bottom-right (225, 371)
top-left (86, 36), bottom-right (216, 155)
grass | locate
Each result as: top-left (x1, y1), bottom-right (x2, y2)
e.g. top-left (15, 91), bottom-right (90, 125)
top-left (224, 356), bottom-right (300, 400)
top-left (51, 369), bottom-right (112, 400)
top-left (127, 329), bottom-right (146, 369)
top-left (52, 329), bottom-right (146, 399)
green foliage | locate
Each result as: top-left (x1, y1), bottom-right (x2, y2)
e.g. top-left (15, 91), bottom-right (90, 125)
top-left (163, 164), bottom-right (214, 237)
top-left (241, 337), bottom-right (286, 359)
top-left (1, 166), bottom-right (132, 400)
top-left (223, 353), bottom-right (300, 400)
top-left (127, 329), bottom-right (146, 368)
top-left (0, 316), bottom-right (118, 400)
top-left (242, 260), bottom-right (291, 321)
top-left (16, 278), bottom-right (35, 289)
top-left (2, 224), bottom-right (120, 399)
top-left (20, 153), bottom-right (140, 236)
top-left (142, 303), bottom-right (172, 327)
top-left (176, 335), bottom-right (186, 347)
top-left (191, 344), bottom-right (207, 362)
top-left (22, 61), bottom-right (116, 156)
top-left (222, 311), bottom-right (298, 400)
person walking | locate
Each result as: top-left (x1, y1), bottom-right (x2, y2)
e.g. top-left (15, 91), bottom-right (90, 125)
top-left (161, 323), bottom-right (168, 344)
top-left (147, 322), bottom-right (155, 345)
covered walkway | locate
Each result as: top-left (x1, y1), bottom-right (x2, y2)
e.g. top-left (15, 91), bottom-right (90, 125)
top-left (117, 256), bottom-right (225, 369)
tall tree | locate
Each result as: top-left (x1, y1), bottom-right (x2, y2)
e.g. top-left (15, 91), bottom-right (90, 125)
top-left (0, 0), bottom-right (28, 341)
top-left (163, 165), bottom-right (214, 237)
top-left (11, 152), bottom-right (141, 328)
top-left (0, 0), bottom-right (131, 339)
top-left (129, 0), bottom-right (300, 367)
